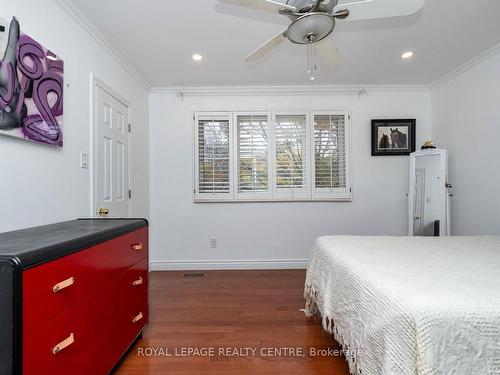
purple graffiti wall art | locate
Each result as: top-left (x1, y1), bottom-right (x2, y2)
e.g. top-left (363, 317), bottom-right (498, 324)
top-left (0, 17), bottom-right (63, 146)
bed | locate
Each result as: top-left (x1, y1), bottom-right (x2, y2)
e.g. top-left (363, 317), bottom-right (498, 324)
top-left (304, 236), bottom-right (500, 375)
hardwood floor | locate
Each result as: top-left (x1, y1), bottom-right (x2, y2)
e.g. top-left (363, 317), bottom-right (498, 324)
top-left (113, 270), bottom-right (350, 375)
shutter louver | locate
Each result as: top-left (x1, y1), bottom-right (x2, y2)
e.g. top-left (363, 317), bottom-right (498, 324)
top-left (314, 114), bottom-right (347, 189)
top-left (237, 115), bottom-right (269, 193)
top-left (197, 117), bottom-right (230, 194)
top-left (275, 115), bottom-right (308, 190)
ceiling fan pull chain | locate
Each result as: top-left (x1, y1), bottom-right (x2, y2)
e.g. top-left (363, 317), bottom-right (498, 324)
top-left (306, 43), bottom-right (312, 74)
top-left (309, 43), bottom-right (317, 81)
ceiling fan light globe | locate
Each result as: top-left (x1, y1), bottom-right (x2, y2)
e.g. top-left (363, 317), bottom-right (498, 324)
top-left (286, 13), bottom-right (336, 44)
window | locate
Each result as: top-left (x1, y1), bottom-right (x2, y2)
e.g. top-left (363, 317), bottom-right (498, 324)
top-left (274, 113), bottom-right (310, 199)
top-left (195, 113), bottom-right (232, 200)
top-left (312, 112), bottom-right (350, 199)
top-left (194, 111), bottom-right (351, 202)
top-left (236, 113), bottom-right (270, 198)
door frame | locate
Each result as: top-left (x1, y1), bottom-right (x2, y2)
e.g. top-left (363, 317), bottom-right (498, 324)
top-left (90, 74), bottom-right (132, 217)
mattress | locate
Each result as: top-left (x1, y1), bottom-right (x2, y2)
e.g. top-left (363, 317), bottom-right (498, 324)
top-left (304, 236), bottom-right (500, 375)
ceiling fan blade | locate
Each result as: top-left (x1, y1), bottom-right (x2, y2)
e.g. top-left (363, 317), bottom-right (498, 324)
top-left (244, 29), bottom-right (287, 62)
top-left (316, 36), bottom-right (340, 67)
top-left (219, 0), bottom-right (297, 13)
top-left (334, 0), bottom-right (425, 21)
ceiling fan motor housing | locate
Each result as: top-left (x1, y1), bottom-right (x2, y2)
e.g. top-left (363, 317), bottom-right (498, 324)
top-left (286, 0), bottom-right (338, 14)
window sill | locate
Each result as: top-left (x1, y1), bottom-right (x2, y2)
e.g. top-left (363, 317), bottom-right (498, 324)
top-left (193, 197), bottom-right (353, 203)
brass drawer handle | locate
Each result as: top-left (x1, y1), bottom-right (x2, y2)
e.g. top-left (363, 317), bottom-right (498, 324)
top-left (132, 242), bottom-right (143, 251)
top-left (132, 277), bottom-right (143, 286)
top-left (132, 312), bottom-right (143, 324)
top-left (53, 277), bottom-right (75, 293)
top-left (52, 333), bottom-right (75, 354)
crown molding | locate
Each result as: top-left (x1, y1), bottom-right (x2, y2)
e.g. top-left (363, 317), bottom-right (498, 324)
top-left (430, 42), bottom-right (500, 90)
top-left (150, 84), bottom-right (430, 96)
top-left (54, 0), bottom-right (150, 90)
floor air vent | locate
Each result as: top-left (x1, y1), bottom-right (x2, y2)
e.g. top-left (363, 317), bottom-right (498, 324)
top-left (182, 273), bottom-right (205, 278)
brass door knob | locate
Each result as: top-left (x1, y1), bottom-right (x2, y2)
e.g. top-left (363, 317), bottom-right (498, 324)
top-left (98, 208), bottom-right (109, 216)
top-left (414, 216), bottom-right (421, 220)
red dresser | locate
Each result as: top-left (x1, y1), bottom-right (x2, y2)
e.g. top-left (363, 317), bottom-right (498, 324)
top-left (0, 219), bottom-right (149, 375)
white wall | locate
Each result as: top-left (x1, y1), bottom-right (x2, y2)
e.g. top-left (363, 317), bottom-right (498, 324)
top-left (149, 89), bottom-right (431, 269)
top-left (431, 48), bottom-right (500, 235)
top-left (0, 0), bottom-right (150, 232)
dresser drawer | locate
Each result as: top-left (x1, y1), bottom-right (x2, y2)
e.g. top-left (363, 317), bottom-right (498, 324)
top-left (23, 275), bottom-right (119, 375)
top-left (60, 300), bottom-right (148, 375)
top-left (59, 323), bottom-right (130, 375)
top-left (120, 257), bottom-right (148, 302)
top-left (118, 291), bottom-right (149, 350)
top-left (23, 228), bottom-right (148, 336)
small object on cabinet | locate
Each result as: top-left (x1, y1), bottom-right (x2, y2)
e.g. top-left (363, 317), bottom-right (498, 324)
top-left (421, 140), bottom-right (436, 150)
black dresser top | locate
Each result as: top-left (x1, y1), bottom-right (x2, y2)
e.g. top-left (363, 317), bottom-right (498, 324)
top-left (0, 219), bottom-right (147, 269)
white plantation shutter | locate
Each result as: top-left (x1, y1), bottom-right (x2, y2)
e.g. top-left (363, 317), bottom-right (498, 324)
top-left (236, 114), bottom-right (270, 195)
top-left (274, 114), bottom-right (309, 198)
top-left (195, 114), bottom-right (232, 198)
top-left (313, 112), bottom-right (351, 199)
top-left (193, 111), bottom-right (351, 202)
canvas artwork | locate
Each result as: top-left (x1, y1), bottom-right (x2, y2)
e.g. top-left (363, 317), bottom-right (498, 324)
top-left (0, 17), bottom-right (63, 146)
top-left (371, 119), bottom-right (416, 156)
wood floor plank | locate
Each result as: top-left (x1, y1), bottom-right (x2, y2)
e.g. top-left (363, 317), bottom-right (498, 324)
top-left (113, 270), bottom-right (350, 375)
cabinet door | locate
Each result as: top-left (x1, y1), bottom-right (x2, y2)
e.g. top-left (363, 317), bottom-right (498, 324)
top-left (409, 150), bottom-right (449, 236)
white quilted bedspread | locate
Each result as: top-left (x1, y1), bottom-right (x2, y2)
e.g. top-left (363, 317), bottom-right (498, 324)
top-left (304, 236), bottom-right (500, 375)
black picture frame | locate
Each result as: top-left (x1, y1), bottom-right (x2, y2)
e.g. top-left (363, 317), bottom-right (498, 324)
top-left (371, 119), bottom-right (416, 156)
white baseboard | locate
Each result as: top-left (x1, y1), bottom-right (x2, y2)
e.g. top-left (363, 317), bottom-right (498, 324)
top-left (149, 259), bottom-right (308, 271)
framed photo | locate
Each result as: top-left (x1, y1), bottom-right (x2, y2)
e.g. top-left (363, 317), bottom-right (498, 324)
top-left (371, 119), bottom-right (416, 156)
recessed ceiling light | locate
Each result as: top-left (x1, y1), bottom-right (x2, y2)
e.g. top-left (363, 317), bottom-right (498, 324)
top-left (192, 54), bottom-right (203, 61)
top-left (401, 51), bottom-right (414, 60)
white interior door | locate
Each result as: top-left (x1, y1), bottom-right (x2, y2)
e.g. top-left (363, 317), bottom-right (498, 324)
top-left (95, 85), bottom-right (130, 218)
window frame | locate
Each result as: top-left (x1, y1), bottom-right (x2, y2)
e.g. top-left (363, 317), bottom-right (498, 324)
top-left (193, 110), bottom-right (352, 203)
top-left (193, 112), bottom-right (234, 201)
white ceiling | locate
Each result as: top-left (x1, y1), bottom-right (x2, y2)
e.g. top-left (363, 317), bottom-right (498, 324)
top-left (66, 0), bottom-right (500, 87)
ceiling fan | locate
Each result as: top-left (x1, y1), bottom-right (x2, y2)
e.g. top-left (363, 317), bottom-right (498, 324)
top-left (218, 0), bottom-right (425, 79)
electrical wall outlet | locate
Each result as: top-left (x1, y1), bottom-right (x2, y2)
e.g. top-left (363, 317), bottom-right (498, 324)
top-left (209, 238), bottom-right (217, 248)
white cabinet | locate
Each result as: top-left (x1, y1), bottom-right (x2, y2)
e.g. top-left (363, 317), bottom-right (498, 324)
top-left (408, 149), bottom-right (451, 236)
